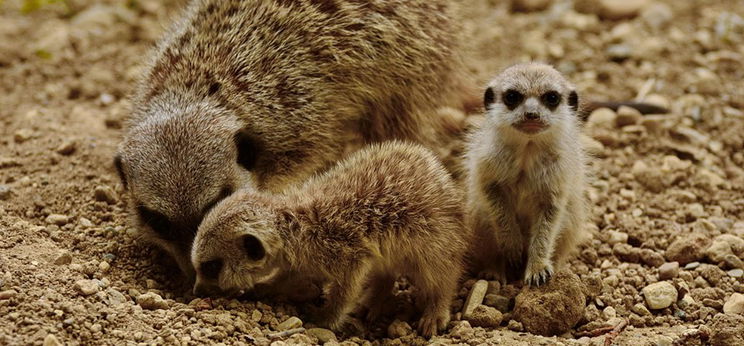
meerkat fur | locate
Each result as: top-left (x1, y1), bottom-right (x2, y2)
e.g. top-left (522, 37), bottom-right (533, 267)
top-left (115, 0), bottom-right (471, 278)
top-left (191, 142), bottom-right (468, 337)
top-left (465, 62), bottom-right (590, 286)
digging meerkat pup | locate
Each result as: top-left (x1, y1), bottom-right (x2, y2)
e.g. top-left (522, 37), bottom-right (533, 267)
top-left (191, 142), bottom-right (467, 337)
top-left (114, 0), bottom-right (471, 277)
top-left (465, 63), bottom-right (590, 286)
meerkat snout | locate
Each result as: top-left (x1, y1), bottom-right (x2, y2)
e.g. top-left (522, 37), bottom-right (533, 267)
top-left (192, 200), bottom-right (282, 296)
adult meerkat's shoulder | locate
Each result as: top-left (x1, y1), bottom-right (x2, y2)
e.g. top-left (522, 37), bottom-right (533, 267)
top-left (192, 142), bottom-right (467, 337)
top-left (116, 0), bottom-right (471, 278)
top-left (465, 62), bottom-right (590, 286)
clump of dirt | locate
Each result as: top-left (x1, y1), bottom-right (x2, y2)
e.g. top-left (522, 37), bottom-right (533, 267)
top-left (1, 0), bottom-right (744, 345)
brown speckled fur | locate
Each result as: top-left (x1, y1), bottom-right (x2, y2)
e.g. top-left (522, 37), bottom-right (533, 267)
top-left (192, 142), bottom-right (468, 337)
top-left (116, 0), bottom-right (471, 277)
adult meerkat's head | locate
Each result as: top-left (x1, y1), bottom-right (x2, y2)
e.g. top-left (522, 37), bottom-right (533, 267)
top-left (114, 94), bottom-right (261, 279)
top-left (190, 190), bottom-right (284, 297)
top-left (483, 63), bottom-right (579, 137)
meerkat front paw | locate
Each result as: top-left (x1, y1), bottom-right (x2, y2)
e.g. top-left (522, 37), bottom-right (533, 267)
top-left (417, 308), bottom-right (450, 338)
top-left (524, 259), bottom-right (554, 287)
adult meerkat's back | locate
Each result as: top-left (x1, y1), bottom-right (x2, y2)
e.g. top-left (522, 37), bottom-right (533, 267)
top-left (115, 0), bottom-right (469, 277)
top-left (465, 63), bottom-right (590, 286)
top-left (192, 142), bottom-right (468, 337)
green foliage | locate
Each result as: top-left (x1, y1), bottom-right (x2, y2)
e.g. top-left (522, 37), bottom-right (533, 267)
top-left (21, 0), bottom-right (67, 14)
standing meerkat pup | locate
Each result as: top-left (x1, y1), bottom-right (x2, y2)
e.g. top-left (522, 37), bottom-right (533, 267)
top-left (465, 63), bottom-right (590, 286)
top-left (191, 142), bottom-right (467, 337)
top-left (114, 0), bottom-right (471, 277)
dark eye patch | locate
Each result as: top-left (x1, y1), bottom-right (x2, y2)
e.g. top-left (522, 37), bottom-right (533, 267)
top-left (200, 259), bottom-right (223, 280)
top-left (541, 91), bottom-right (561, 109)
top-left (502, 89), bottom-right (524, 110)
top-left (202, 186), bottom-right (233, 216)
top-left (137, 206), bottom-right (175, 240)
top-left (235, 131), bottom-right (261, 171)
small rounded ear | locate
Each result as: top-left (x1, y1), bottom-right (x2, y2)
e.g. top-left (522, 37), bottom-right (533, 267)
top-left (242, 234), bottom-right (266, 261)
top-left (234, 131), bottom-right (261, 171)
top-left (568, 90), bottom-right (579, 113)
top-left (113, 154), bottom-right (127, 189)
top-left (484, 87), bottom-right (495, 110)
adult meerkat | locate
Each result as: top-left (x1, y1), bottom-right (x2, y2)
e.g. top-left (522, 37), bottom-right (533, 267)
top-left (465, 63), bottom-right (590, 286)
top-left (191, 142), bottom-right (467, 337)
top-left (114, 0), bottom-right (471, 277)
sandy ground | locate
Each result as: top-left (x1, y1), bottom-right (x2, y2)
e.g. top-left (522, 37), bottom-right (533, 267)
top-left (1, 0), bottom-right (743, 345)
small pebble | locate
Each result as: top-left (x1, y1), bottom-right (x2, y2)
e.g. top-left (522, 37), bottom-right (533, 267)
top-left (507, 319), bottom-right (524, 332)
top-left (56, 140), bottom-right (77, 156)
top-left (43, 334), bottom-right (63, 346)
top-left (511, 0), bottom-right (552, 12)
top-left (463, 280), bottom-right (488, 318)
top-left (54, 251), bottom-right (73, 265)
top-left (684, 262), bottom-right (701, 270)
top-left (387, 319), bottom-right (412, 339)
top-left (632, 303), bottom-right (651, 316)
top-left (599, 0), bottom-right (649, 20)
top-left (137, 292), bottom-right (169, 310)
top-left (0, 185), bottom-right (11, 200)
top-left (723, 293), bottom-right (744, 314)
top-left (658, 262), bottom-right (680, 280)
top-left (93, 185), bottom-right (118, 204)
top-left (46, 214), bottom-right (69, 226)
top-left (483, 293), bottom-right (511, 313)
top-left (74, 279), bottom-right (100, 296)
top-left (14, 128), bottom-right (33, 143)
top-left (467, 305), bottom-right (503, 328)
top-left (607, 231), bottom-right (628, 245)
top-left (306, 328), bottom-right (336, 343)
top-left (0, 290), bottom-right (18, 300)
top-left (276, 316), bottom-right (302, 331)
top-left (642, 281), bottom-right (678, 309)
top-left (728, 269), bottom-right (744, 278)
top-left (449, 321), bottom-right (474, 339)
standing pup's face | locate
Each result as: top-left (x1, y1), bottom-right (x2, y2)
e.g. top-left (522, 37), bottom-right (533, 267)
top-left (484, 63), bottom-right (579, 135)
top-left (114, 102), bottom-right (259, 279)
top-left (190, 193), bottom-right (281, 296)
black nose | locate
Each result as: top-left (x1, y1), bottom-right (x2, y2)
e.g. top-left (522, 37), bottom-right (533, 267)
top-left (525, 112), bottom-right (540, 120)
top-left (193, 282), bottom-right (219, 297)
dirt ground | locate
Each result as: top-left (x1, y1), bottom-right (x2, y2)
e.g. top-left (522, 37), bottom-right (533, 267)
top-left (1, 0), bottom-right (744, 345)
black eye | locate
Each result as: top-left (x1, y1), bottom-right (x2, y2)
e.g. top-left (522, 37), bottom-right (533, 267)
top-left (200, 259), bottom-right (223, 280)
top-left (235, 131), bottom-right (262, 171)
top-left (541, 91), bottom-right (561, 108)
top-left (202, 187), bottom-right (233, 215)
top-left (207, 82), bottom-right (221, 96)
top-left (502, 90), bottom-right (524, 109)
top-left (137, 206), bottom-right (174, 240)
